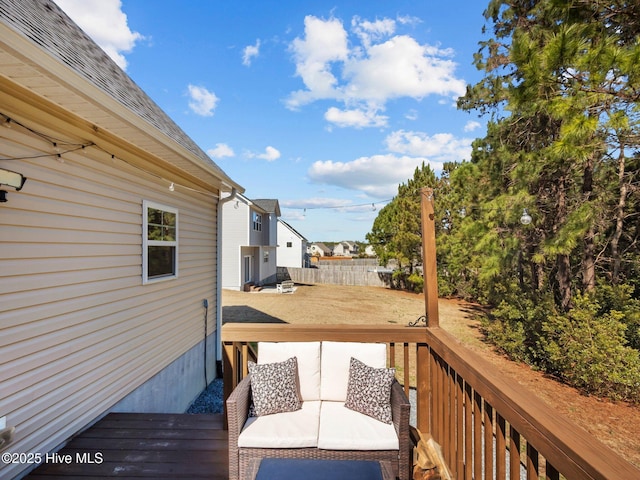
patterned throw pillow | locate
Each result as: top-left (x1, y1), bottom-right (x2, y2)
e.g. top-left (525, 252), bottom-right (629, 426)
top-left (249, 356), bottom-right (301, 416)
top-left (344, 357), bottom-right (396, 424)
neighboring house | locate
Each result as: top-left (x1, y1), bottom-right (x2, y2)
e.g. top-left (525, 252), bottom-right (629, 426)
top-left (333, 241), bottom-right (358, 257)
top-left (277, 219), bottom-right (309, 268)
top-left (364, 245), bottom-right (377, 257)
top-left (309, 242), bottom-right (332, 257)
top-left (221, 194), bottom-right (280, 289)
top-left (0, 2), bottom-right (243, 479)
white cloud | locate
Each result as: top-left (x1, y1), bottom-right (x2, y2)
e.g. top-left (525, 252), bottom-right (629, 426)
top-left (187, 85), bottom-right (219, 117)
top-left (343, 36), bottom-right (465, 101)
top-left (207, 143), bottom-right (235, 159)
top-left (54, 0), bottom-right (142, 70)
top-left (285, 15), bottom-right (466, 127)
top-left (248, 146), bottom-right (281, 161)
top-left (405, 109), bottom-right (419, 121)
top-left (324, 106), bottom-right (388, 128)
top-left (243, 39), bottom-right (261, 66)
top-left (464, 120), bottom-right (482, 132)
top-left (287, 15), bottom-right (349, 108)
top-left (306, 129), bottom-right (473, 198)
top-left (351, 16), bottom-right (396, 48)
top-left (385, 130), bottom-right (472, 162)
top-left (307, 154), bottom-right (439, 198)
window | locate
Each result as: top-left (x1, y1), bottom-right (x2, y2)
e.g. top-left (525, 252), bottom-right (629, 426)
top-left (253, 212), bottom-right (262, 231)
top-left (143, 200), bottom-right (178, 283)
top-left (286, 242), bottom-right (293, 248)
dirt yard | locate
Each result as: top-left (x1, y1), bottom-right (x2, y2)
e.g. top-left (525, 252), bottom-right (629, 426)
top-left (222, 283), bottom-right (640, 468)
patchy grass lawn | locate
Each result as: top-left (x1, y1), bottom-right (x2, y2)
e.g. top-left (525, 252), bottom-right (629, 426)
top-left (222, 284), bottom-right (640, 468)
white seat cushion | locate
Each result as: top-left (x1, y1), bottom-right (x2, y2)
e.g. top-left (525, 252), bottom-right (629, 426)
top-left (320, 341), bottom-right (387, 401)
top-left (258, 341), bottom-right (321, 401)
top-left (238, 401), bottom-right (321, 448)
top-left (317, 401), bottom-right (399, 450)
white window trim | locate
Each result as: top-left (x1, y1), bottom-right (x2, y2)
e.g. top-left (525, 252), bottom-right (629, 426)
top-left (142, 200), bottom-right (179, 284)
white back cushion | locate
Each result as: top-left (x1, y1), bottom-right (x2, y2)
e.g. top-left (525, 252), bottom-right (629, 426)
top-left (258, 341), bottom-right (321, 401)
top-left (320, 341), bottom-right (387, 401)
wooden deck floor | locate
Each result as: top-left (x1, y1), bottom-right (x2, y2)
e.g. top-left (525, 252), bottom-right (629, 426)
top-left (26, 413), bottom-right (228, 479)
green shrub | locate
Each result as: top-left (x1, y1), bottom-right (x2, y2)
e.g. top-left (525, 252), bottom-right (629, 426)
top-left (406, 272), bottom-right (424, 293)
top-left (482, 282), bottom-right (554, 365)
top-left (593, 282), bottom-right (640, 351)
top-left (542, 293), bottom-right (640, 402)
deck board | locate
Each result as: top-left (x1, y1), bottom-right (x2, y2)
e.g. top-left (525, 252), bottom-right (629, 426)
top-left (25, 413), bottom-right (228, 479)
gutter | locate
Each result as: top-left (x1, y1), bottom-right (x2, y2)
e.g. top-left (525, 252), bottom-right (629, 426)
top-left (215, 187), bottom-right (237, 377)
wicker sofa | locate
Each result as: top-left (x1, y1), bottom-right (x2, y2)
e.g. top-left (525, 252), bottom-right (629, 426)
top-left (226, 341), bottom-right (411, 480)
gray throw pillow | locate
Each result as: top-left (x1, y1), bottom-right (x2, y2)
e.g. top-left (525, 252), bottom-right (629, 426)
top-left (248, 356), bottom-right (301, 416)
top-left (344, 356), bottom-right (395, 424)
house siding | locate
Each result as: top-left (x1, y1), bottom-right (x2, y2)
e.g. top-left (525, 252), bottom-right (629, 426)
top-left (221, 199), bottom-right (249, 289)
top-left (1, 124), bottom-right (218, 479)
top-left (277, 221), bottom-right (305, 268)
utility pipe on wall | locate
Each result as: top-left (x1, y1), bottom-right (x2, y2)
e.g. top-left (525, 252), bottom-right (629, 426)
top-left (215, 187), bottom-right (237, 377)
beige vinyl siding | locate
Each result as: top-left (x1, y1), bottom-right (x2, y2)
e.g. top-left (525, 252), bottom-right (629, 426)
top-left (0, 121), bottom-right (218, 479)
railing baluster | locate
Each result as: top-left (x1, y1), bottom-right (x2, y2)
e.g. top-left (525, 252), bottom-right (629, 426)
top-left (417, 342), bottom-right (429, 433)
top-left (510, 425), bottom-right (521, 480)
top-left (546, 461), bottom-right (560, 480)
top-left (389, 341), bottom-right (395, 370)
top-left (437, 355), bottom-right (446, 447)
top-left (403, 342), bottom-right (410, 398)
top-left (447, 368), bottom-right (456, 472)
top-left (485, 402), bottom-right (494, 480)
top-left (527, 442), bottom-right (539, 480)
top-left (496, 413), bottom-right (506, 479)
top-left (430, 349), bottom-right (440, 441)
top-left (474, 391), bottom-right (483, 480)
top-left (241, 343), bottom-right (249, 378)
top-left (464, 382), bottom-right (473, 480)
top-left (455, 374), bottom-right (464, 479)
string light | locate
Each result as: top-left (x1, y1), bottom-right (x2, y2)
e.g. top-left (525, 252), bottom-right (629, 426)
top-left (286, 199), bottom-right (392, 212)
top-left (0, 111), bottom-right (220, 199)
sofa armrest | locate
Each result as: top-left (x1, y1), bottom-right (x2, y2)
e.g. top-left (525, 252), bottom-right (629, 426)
top-left (391, 379), bottom-right (410, 433)
top-left (226, 375), bottom-right (251, 480)
top-left (227, 375), bottom-right (251, 435)
top-left (391, 380), bottom-right (411, 480)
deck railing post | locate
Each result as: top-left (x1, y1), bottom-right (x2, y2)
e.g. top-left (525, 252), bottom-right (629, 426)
top-left (420, 187), bottom-right (439, 328)
top-left (416, 342), bottom-right (430, 433)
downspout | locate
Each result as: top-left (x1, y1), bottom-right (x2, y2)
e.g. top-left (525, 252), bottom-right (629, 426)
top-left (215, 187), bottom-right (237, 378)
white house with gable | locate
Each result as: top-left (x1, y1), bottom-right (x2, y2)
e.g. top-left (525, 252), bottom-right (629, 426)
top-left (277, 219), bottom-right (309, 268)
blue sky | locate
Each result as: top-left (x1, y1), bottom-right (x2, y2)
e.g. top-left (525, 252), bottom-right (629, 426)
top-left (54, 0), bottom-right (489, 242)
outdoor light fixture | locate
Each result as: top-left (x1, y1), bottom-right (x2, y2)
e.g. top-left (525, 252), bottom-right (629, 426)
top-left (520, 208), bottom-right (532, 225)
top-left (0, 167), bottom-right (27, 202)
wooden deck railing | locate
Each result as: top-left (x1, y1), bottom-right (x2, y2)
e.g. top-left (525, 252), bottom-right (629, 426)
top-left (221, 322), bottom-right (640, 480)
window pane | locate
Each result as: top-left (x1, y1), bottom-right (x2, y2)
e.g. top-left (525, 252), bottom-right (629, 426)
top-left (148, 208), bottom-right (162, 225)
top-left (163, 211), bottom-right (176, 227)
top-left (148, 245), bottom-right (175, 278)
top-left (162, 226), bottom-right (176, 241)
top-left (148, 224), bottom-right (163, 240)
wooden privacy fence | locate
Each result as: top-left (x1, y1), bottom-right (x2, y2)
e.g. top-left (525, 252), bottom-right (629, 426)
top-left (222, 323), bottom-right (640, 480)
